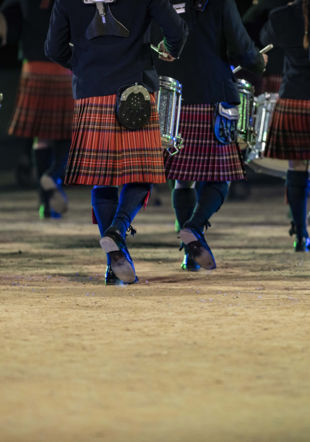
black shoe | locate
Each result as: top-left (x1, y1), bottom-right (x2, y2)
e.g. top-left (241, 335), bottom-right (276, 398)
top-left (100, 228), bottom-right (136, 283)
top-left (294, 237), bottom-right (310, 252)
top-left (180, 227), bottom-right (216, 270)
top-left (105, 265), bottom-right (138, 285)
top-left (105, 265), bottom-right (122, 285)
top-left (181, 251), bottom-right (200, 272)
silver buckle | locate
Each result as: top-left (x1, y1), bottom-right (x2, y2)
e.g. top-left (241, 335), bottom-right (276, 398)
top-left (166, 145), bottom-right (179, 156)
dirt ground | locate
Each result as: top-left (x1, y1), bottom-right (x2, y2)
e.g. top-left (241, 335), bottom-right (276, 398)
top-left (0, 179), bottom-right (309, 442)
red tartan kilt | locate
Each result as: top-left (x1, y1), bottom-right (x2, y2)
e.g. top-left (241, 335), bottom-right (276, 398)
top-left (265, 98), bottom-right (310, 160)
top-left (164, 104), bottom-right (245, 182)
top-left (65, 94), bottom-right (166, 186)
top-left (9, 61), bottom-right (74, 140)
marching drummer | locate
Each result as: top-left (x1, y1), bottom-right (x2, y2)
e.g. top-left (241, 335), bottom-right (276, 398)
top-left (0, 0), bottom-right (74, 219)
top-left (45, 0), bottom-right (188, 285)
top-left (154, 0), bottom-right (268, 271)
top-left (243, 0), bottom-right (288, 94)
top-left (261, 0), bottom-right (310, 252)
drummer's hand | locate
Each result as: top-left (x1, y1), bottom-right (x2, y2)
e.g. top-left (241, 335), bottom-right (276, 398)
top-left (158, 40), bottom-right (176, 62)
top-left (0, 13), bottom-right (7, 46)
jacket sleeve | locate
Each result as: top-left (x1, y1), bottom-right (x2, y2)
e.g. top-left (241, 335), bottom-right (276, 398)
top-left (44, 0), bottom-right (72, 69)
top-left (223, 0), bottom-right (265, 74)
top-left (1, 0), bottom-right (22, 45)
top-left (260, 16), bottom-right (279, 48)
top-left (148, 0), bottom-right (188, 58)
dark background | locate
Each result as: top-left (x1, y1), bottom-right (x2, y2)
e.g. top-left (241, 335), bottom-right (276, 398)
top-left (0, 0), bottom-right (281, 192)
top-left (0, 0), bottom-right (252, 173)
top-left (0, 0), bottom-right (23, 174)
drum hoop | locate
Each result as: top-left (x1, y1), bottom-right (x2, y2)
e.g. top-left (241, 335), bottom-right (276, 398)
top-left (158, 75), bottom-right (182, 94)
top-left (239, 90), bottom-right (254, 96)
top-left (237, 79), bottom-right (255, 94)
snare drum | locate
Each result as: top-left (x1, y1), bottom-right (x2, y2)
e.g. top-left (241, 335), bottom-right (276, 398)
top-left (245, 92), bottom-right (287, 178)
top-left (156, 76), bottom-right (183, 156)
top-left (237, 79), bottom-right (255, 149)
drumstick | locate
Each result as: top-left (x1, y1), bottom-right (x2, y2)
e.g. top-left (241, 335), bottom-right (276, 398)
top-left (150, 43), bottom-right (169, 59)
top-left (232, 44), bottom-right (274, 74)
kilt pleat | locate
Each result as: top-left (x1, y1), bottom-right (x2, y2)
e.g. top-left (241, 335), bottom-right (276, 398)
top-left (164, 104), bottom-right (245, 182)
top-left (265, 98), bottom-right (310, 160)
top-left (9, 61), bottom-right (74, 140)
top-left (65, 94), bottom-right (166, 186)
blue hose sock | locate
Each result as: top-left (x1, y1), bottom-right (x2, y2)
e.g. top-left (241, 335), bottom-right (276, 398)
top-left (172, 187), bottom-right (197, 230)
top-left (92, 186), bottom-right (119, 268)
top-left (91, 186), bottom-right (119, 237)
top-left (111, 183), bottom-right (152, 238)
top-left (184, 181), bottom-right (229, 232)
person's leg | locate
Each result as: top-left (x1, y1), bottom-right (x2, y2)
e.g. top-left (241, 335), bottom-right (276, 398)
top-left (109, 183), bottom-right (152, 238)
top-left (91, 186), bottom-right (120, 284)
top-left (33, 139), bottom-right (54, 218)
top-left (180, 181), bottom-right (229, 269)
top-left (173, 180), bottom-right (196, 229)
top-left (39, 139), bottom-right (70, 215)
top-left (184, 181), bottom-right (229, 233)
top-left (91, 186), bottom-right (119, 237)
top-left (46, 140), bottom-right (70, 182)
top-left (15, 137), bottom-right (35, 188)
top-left (33, 140), bottom-right (52, 179)
top-left (172, 180), bottom-right (200, 271)
top-left (287, 161), bottom-right (309, 251)
top-left (100, 183), bottom-right (152, 283)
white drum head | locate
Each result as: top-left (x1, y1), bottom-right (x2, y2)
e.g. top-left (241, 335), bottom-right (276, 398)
top-left (247, 157), bottom-right (287, 179)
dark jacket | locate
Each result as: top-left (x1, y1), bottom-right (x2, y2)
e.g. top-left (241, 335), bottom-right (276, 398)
top-left (260, 0), bottom-right (310, 99)
top-left (1, 0), bottom-right (54, 61)
top-left (45, 0), bottom-right (188, 99)
top-left (235, 0), bottom-right (252, 17)
top-left (153, 0), bottom-right (265, 105)
top-left (243, 0), bottom-right (287, 76)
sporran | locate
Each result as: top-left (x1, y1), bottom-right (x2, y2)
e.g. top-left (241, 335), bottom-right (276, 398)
top-left (116, 84), bottom-right (151, 130)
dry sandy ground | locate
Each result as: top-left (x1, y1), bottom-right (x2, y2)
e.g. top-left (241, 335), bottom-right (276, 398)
top-left (0, 182), bottom-right (309, 442)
